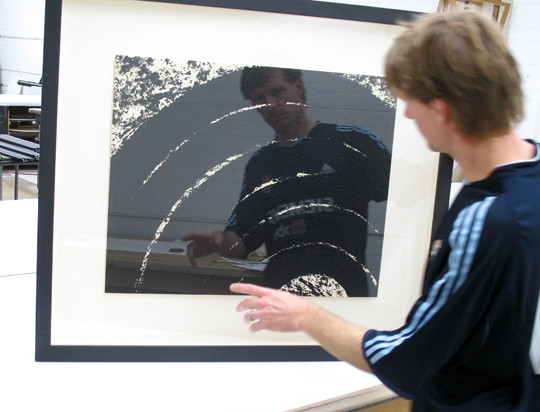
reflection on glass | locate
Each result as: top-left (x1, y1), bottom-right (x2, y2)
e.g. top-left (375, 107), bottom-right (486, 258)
top-left (105, 58), bottom-right (395, 297)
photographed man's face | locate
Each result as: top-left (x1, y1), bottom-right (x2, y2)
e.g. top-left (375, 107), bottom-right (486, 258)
top-left (249, 70), bottom-right (305, 132)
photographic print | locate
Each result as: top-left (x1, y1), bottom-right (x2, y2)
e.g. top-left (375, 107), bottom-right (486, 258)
top-left (105, 56), bottom-right (396, 297)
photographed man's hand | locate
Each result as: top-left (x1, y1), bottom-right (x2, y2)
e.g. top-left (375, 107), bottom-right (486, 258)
top-left (182, 232), bottom-right (224, 267)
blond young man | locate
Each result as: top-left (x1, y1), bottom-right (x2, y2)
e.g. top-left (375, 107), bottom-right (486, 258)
top-left (231, 11), bottom-right (540, 411)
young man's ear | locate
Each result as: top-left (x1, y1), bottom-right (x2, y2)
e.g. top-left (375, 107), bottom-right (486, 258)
top-left (431, 99), bottom-right (452, 126)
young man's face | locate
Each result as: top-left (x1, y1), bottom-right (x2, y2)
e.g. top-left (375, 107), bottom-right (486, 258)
top-left (249, 69), bottom-right (305, 132)
top-left (397, 90), bottom-right (448, 153)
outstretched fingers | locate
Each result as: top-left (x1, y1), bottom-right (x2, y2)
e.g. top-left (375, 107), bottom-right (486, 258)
top-left (231, 283), bottom-right (308, 333)
top-left (237, 297), bottom-right (267, 314)
top-left (230, 282), bottom-right (273, 297)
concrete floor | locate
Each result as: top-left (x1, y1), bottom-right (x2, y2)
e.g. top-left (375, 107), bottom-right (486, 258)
top-left (0, 165), bottom-right (39, 200)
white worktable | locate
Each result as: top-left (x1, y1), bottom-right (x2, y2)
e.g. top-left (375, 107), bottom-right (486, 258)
top-left (0, 199), bottom-right (394, 412)
top-left (0, 94), bottom-right (41, 107)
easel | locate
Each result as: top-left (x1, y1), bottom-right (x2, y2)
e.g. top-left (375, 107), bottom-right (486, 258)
top-left (437, 0), bottom-right (511, 28)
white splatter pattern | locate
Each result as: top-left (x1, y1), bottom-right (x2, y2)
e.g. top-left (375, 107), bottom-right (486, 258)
top-left (111, 56), bottom-right (243, 156)
top-left (280, 274), bottom-right (348, 297)
top-left (341, 73), bottom-right (396, 108)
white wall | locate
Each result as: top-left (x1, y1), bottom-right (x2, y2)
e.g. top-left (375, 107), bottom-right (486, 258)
top-left (2, 0), bottom-right (539, 136)
top-left (0, 0), bottom-right (45, 95)
top-left (318, 0), bottom-right (540, 141)
top-left (505, 0), bottom-right (540, 142)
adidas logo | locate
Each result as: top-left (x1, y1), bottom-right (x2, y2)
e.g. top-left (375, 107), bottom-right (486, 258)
top-left (320, 163), bottom-right (336, 174)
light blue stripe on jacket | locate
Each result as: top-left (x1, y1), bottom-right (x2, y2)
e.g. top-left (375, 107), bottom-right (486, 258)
top-left (364, 196), bottom-right (496, 364)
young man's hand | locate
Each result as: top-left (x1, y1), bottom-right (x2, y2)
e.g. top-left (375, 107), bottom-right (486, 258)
top-left (230, 283), bottom-right (313, 332)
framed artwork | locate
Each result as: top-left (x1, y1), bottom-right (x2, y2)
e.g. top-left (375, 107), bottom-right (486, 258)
top-left (36, 0), bottom-right (450, 362)
top-left (105, 59), bottom-right (395, 298)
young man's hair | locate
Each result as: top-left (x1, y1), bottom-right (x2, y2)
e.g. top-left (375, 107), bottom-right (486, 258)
top-left (240, 66), bottom-right (306, 102)
top-left (385, 11), bottom-right (523, 138)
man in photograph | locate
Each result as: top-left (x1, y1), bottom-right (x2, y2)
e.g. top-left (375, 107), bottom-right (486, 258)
top-left (230, 11), bottom-right (540, 411)
top-left (183, 66), bottom-right (391, 297)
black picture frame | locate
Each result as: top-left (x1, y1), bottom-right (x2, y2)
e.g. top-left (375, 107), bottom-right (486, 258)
top-left (35, 0), bottom-right (449, 362)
